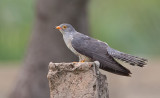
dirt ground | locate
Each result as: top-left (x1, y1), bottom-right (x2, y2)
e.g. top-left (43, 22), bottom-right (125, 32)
top-left (0, 58), bottom-right (160, 98)
top-left (0, 63), bottom-right (20, 98)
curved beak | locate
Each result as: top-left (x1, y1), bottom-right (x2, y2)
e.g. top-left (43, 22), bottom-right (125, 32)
top-left (56, 26), bottom-right (62, 30)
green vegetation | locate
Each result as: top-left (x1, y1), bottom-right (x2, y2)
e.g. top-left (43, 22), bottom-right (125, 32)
top-left (0, 0), bottom-right (33, 61)
top-left (0, 0), bottom-right (160, 61)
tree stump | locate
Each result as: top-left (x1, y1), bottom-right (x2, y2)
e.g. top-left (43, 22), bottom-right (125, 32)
top-left (47, 62), bottom-right (109, 98)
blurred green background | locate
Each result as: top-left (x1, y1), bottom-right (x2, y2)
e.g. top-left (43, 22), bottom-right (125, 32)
top-left (90, 0), bottom-right (160, 56)
top-left (0, 0), bottom-right (33, 61)
top-left (0, 0), bottom-right (160, 62)
top-left (0, 0), bottom-right (160, 98)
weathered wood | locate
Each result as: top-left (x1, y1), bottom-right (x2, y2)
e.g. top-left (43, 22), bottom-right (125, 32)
top-left (47, 62), bottom-right (109, 98)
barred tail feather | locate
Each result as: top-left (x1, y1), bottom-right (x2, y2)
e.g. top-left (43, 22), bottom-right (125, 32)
top-left (107, 47), bottom-right (148, 67)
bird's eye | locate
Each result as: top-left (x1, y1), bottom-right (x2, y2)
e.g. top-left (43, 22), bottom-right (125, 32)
top-left (63, 25), bottom-right (67, 29)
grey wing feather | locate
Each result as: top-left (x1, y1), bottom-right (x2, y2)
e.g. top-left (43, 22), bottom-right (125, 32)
top-left (107, 47), bottom-right (147, 67)
top-left (71, 33), bottom-right (131, 76)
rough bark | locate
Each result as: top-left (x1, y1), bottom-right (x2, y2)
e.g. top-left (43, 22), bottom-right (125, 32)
top-left (9, 0), bottom-right (89, 98)
top-left (47, 62), bottom-right (109, 98)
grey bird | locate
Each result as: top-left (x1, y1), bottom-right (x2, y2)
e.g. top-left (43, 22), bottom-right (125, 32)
top-left (56, 23), bottom-right (147, 76)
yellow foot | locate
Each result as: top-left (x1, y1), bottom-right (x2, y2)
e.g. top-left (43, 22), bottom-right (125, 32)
top-left (80, 60), bottom-right (85, 62)
top-left (72, 60), bottom-right (85, 63)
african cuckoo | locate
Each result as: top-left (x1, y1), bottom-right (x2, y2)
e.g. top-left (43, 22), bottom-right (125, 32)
top-left (56, 23), bottom-right (147, 76)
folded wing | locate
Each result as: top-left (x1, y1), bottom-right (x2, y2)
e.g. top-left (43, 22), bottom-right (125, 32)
top-left (71, 33), bottom-right (131, 76)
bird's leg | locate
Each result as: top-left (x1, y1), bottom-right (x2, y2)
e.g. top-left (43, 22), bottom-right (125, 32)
top-left (79, 55), bottom-right (92, 62)
top-left (72, 56), bottom-right (83, 63)
top-left (80, 60), bottom-right (85, 62)
top-left (72, 60), bottom-right (85, 63)
top-left (79, 56), bottom-right (86, 63)
top-left (72, 56), bottom-right (90, 63)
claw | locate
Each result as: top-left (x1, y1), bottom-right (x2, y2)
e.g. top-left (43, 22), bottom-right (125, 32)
top-left (72, 60), bottom-right (85, 64)
top-left (80, 60), bottom-right (85, 62)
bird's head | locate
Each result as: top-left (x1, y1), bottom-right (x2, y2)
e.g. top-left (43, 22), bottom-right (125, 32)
top-left (56, 23), bottom-right (76, 34)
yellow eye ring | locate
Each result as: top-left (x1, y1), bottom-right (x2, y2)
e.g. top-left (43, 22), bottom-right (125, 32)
top-left (63, 25), bottom-right (67, 29)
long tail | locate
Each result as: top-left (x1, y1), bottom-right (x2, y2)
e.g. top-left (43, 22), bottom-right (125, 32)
top-left (107, 47), bottom-right (148, 67)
